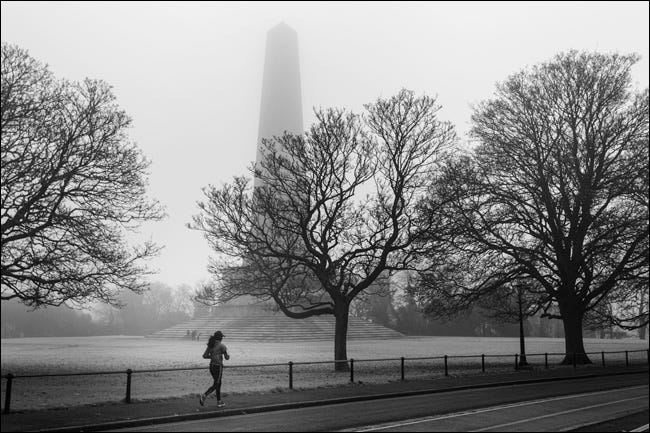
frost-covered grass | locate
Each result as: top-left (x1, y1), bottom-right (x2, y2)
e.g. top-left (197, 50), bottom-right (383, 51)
top-left (1, 335), bottom-right (647, 411)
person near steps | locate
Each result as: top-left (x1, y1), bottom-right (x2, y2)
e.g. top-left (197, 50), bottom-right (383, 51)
top-left (199, 330), bottom-right (229, 407)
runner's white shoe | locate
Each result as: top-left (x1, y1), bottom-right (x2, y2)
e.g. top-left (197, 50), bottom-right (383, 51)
top-left (217, 400), bottom-right (226, 408)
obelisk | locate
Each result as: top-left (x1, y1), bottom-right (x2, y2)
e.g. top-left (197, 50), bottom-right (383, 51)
top-left (227, 23), bottom-right (304, 310)
top-left (254, 22), bottom-right (304, 188)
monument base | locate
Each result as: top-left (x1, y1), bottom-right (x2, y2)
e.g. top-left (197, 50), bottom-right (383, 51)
top-left (147, 301), bottom-right (404, 341)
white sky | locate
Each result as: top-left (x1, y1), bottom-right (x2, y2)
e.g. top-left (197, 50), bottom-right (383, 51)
top-left (2, 1), bottom-right (648, 288)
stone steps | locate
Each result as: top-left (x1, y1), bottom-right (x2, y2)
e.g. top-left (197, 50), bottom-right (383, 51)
top-left (147, 310), bottom-right (403, 341)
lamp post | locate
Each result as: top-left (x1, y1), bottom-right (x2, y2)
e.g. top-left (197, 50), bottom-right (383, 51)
top-left (517, 286), bottom-right (529, 368)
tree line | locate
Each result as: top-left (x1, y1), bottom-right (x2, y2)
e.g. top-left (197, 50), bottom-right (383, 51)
top-left (1, 282), bottom-right (195, 337)
top-left (190, 51), bottom-right (648, 368)
top-left (1, 43), bottom-right (647, 368)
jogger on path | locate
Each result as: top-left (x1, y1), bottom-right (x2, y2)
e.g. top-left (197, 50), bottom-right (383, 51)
top-left (200, 330), bottom-right (229, 407)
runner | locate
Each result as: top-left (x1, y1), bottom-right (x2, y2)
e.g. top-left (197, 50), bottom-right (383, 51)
top-left (199, 330), bottom-right (229, 407)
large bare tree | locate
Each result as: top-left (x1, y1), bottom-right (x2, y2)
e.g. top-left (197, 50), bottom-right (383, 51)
top-left (191, 90), bottom-right (455, 369)
top-left (1, 43), bottom-right (164, 308)
top-left (417, 51), bottom-right (648, 364)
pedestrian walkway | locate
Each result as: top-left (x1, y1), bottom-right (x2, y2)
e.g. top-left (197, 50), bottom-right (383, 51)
top-left (1, 366), bottom-right (647, 432)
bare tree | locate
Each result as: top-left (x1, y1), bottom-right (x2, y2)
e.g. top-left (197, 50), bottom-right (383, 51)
top-left (191, 90), bottom-right (455, 370)
top-left (417, 51), bottom-right (649, 364)
top-left (582, 279), bottom-right (649, 338)
top-left (92, 282), bottom-right (193, 335)
top-left (1, 43), bottom-right (164, 308)
top-left (412, 256), bottom-right (548, 363)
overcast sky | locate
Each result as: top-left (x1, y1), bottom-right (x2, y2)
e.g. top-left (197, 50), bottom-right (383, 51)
top-left (2, 1), bottom-right (648, 289)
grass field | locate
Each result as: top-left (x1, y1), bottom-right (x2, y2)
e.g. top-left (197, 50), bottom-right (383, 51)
top-left (1, 335), bottom-right (648, 411)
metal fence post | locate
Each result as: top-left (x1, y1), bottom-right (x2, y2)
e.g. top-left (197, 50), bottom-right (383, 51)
top-left (544, 353), bottom-right (548, 369)
top-left (481, 354), bottom-right (485, 373)
top-left (288, 362), bottom-right (293, 390)
top-left (401, 357), bottom-right (405, 381)
top-left (125, 369), bottom-right (132, 403)
top-left (3, 374), bottom-right (13, 414)
top-left (625, 351), bottom-right (629, 367)
top-left (515, 354), bottom-right (519, 370)
top-left (350, 359), bottom-right (354, 383)
top-left (601, 351), bottom-right (605, 367)
top-left (444, 355), bottom-right (448, 376)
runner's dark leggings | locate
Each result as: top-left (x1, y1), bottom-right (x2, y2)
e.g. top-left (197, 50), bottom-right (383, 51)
top-left (204, 363), bottom-right (223, 400)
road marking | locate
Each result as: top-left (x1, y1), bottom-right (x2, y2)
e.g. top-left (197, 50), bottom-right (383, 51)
top-left (630, 424), bottom-right (650, 432)
top-left (471, 396), bottom-right (648, 432)
top-left (352, 385), bottom-right (648, 432)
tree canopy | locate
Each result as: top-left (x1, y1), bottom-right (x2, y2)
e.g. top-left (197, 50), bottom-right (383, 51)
top-left (191, 89), bottom-right (456, 368)
top-left (416, 51), bottom-right (649, 363)
top-left (1, 43), bottom-right (164, 308)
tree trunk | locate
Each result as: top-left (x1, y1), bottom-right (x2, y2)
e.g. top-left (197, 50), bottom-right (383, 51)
top-left (334, 303), bottom-right (350, 372)
top-left (559, 307), bottom-right (591, 365)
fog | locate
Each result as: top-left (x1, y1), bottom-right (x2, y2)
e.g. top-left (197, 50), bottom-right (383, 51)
top-left (0, 282), bottom-right (194, 337)
top-left (1, 1), bottom-right (648, 288)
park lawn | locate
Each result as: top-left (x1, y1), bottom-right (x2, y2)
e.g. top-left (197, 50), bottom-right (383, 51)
top-left (2, 335), bottom-right (648, 374)
top-left (1, 335), bottom-right (648, 411)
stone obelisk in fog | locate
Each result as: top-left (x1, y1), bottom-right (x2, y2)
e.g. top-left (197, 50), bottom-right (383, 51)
top-left (254, 22), bottom-right (304, 188)
top-left (149, 23), bottom-right (402, 341)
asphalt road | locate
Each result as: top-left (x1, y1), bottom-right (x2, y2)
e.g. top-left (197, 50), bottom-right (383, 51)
top-left (347, 385), bottom-right (648, 432)
top-left (111, 372), bottom-right (649, 432)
